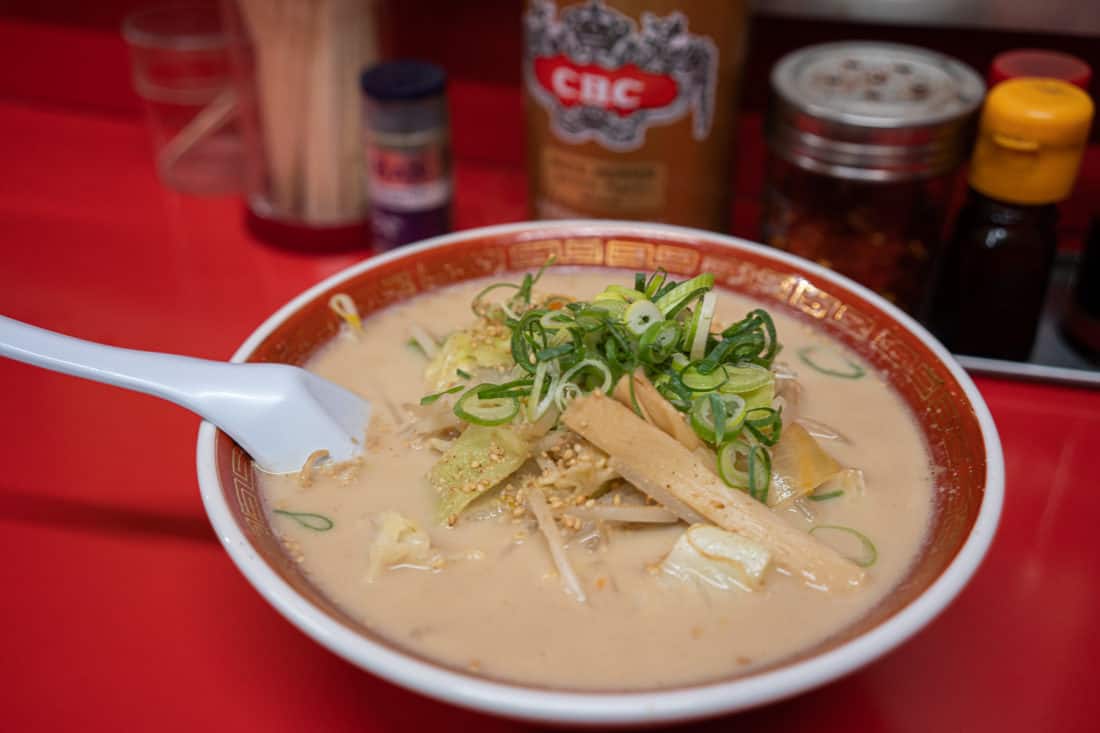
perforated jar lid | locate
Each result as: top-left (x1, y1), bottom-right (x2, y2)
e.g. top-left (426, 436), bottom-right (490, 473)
top-left (768, 42), bottom-right (986, 181)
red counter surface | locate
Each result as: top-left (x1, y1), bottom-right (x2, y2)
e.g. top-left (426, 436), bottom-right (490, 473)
top-left (2, 14), bottom-right (1100, 733)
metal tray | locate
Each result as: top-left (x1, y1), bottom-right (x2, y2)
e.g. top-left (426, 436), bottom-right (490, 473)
top-left (954, 252), bottom-right (1100, 388)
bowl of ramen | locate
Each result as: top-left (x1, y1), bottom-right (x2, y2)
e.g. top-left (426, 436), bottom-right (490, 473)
top-left (196, 221), bottom-right (1003, 725)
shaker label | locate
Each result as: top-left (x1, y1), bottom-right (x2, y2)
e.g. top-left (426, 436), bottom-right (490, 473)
top-left (366, 133), bottom-right (451, 212)
top-left (524, 0), bottom-right (719, 152)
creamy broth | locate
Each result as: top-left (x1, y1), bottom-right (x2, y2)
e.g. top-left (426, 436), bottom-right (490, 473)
top-left (258, 269), bottom-right (933, 689)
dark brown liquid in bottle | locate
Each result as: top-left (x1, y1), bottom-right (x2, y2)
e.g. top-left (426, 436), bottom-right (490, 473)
top-left (929, 190), bottom-right (1058, 360)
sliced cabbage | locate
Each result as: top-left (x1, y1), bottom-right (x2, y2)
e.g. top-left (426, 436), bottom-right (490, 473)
top-left (429, 425), bottom-right (530, 524)
top-left (661, 524), bottom-right (772, 590)
top-left (424, 328), bottom-right (512, 391)
top-left (366, 512), bottom-right (435, 582)
top-left (768, 422), bottom-right (843, 507)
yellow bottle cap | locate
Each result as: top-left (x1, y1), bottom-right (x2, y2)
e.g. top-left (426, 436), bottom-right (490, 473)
top-left (969, 78), bottom-right (1094, 205)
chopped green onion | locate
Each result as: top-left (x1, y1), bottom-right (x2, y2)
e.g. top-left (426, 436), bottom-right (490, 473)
top-left (454, 387), bottom-right (519, 426)
top-left (604, 285), bottom-right (647, 302)
top-left (690, 393), bottom-right (747, 445)
top-left (753, 309), bottom-right (779, 367)
top-left (536, 343), bottom-right (574, 361)
top-left (554, 381), bottom-right (582, 411)
top-left (706, 309), bottom-right (779, 369)
top-left (574, 304), bottom-right (613, 328)
top-left (273, 510), bottom-right (334, 532)
top-left (455, 369), bottom-right (472, 380)
top-left (517, 255), bottom-right (556, 302)
top-left (406, 339), bottom-right (428, 358)
top-left (559, 358), bottom-right (614, 395)
top-left (747, 444), bottom-right (771, 503)
top-left (686, 291), bottom-right (717, 360)
top-left (717, 439), bottom-right (749, 488)
top-left (644, 268), bottom-right (668, 298)
top-left (638, 319), bottom-right (681, 364)
top-left (655, 367), bottom-right (693, 412)
top-left (710, 394), bottom-right (728, 444)
top-left (653, 280), bottom-right (680, 300)
top-left (623, 300), bottom-right (663, 336)
top-left (474, 378), bottom-right (534, 399)
top-left (744, 407), bottom-right (783, 446)
top-left (471, 282), bottom-right (521, 317)
top-left (810, 525), bottom-right (877, 567)
top-left (461, 268), bottom-right (783, 430)
top-left (590, 298), bottom-right (628, 319)
top-left (809, 489), bottom-right (845, 502)
top-left (527, 360), bottom-right (558, 421)
top-left (654, 273), bottom-right (714, 316)
top-left (717, 363), bottom-right (772, 394)
top-left (539, 311), bottom-right (574, 330)
top-left (510, 309), bottom-right (548, 374)
top-left (716, 438), bottom-right (771, 504)
top-left (681, 361), bottom-right (729, 392)
top-left (798, 345), bottom-right (866, 379)
top-left (420, 384), bottom-right (464, 405)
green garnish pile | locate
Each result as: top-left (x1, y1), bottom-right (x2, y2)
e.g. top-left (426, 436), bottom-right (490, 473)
top-left (421, 262), bottom-right (785, 504)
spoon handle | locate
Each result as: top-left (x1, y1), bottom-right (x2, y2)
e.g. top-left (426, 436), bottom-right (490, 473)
top-left (0, 314), bottom-right (234, 412)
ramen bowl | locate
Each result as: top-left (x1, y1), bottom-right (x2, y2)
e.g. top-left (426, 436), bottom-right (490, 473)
top-left (196, 221), bottom-right (1003, 726)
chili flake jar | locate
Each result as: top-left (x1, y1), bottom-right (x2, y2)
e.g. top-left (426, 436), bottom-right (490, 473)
top-left (762, 42), bottom-right (985, 316)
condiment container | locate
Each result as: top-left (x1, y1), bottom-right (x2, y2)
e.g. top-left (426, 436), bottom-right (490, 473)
top-left (1063, 217), bottom-right (1100, 363)
top-left (360, 61), bottom-right (452, 251)
top-left (762, 42), bottom-right (985, 316)
top-left (523, 0), bottom-right (749, 231)
top-left (990, 49), bottom-right (1092, 90)
top-left (930, 79), bottom-right (1094, 361)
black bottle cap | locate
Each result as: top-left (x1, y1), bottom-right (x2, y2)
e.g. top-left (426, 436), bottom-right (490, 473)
top-left (360, 60), bottom-right (446, 102)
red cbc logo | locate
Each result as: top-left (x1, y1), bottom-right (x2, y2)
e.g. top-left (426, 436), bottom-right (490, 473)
top-left (534, 55), bottom-right (678, 116)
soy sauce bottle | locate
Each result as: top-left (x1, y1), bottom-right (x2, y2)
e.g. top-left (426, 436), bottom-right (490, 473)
top-left (929, 79), bottom-right (1093, 360)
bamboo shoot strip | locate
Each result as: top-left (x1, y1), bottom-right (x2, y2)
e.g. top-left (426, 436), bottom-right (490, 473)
top-left (562, 393), bottom-right (866, 590)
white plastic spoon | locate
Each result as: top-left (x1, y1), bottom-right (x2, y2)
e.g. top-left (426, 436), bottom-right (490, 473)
top-left (0, 315), bottom-right (369, 473)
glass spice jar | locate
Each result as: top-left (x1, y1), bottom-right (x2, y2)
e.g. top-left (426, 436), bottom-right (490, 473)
top-left (762, 42), bottom-right (985, 317)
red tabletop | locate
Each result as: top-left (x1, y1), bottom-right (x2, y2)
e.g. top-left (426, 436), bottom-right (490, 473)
top-left (2, 77), bottom-right (1100, 733)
